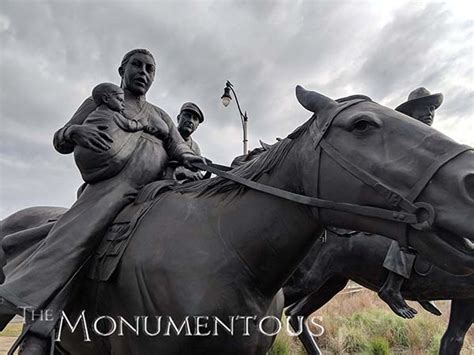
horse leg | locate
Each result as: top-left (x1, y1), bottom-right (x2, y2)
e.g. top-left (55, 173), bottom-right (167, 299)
top-left (439, 299), bottom-right (473, 355)
top-left (261, 290), bottom-right (284, 354)
top-left (287, 276), bottom-right (349, 355)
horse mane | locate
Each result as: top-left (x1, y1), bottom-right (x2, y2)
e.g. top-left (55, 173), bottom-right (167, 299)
top-left (173, 94), bottom-right (372, 198)
top-left (336, 94), bottom-right (372, 103)
top-left (173, 115), bottom-right (317, 197)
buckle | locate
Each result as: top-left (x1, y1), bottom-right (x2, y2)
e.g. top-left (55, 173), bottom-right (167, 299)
top-left (411, 202), bottom-right (435, 230)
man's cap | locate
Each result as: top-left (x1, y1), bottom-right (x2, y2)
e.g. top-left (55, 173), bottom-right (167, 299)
top-left (180, 102), bottom-right (204, 122)
top-left (395, 87), bottom-right (443, 116)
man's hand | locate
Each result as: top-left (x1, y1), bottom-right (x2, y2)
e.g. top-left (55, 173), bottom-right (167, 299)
top-left (67, 124), bottom-right (113, 153)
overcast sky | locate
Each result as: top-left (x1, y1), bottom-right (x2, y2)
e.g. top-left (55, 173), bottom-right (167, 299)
top-left (0, 0), bottom-right (473, 218)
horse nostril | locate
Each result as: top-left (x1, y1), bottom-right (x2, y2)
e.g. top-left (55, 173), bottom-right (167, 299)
top-left (464, 173), bottom-right (474, 201)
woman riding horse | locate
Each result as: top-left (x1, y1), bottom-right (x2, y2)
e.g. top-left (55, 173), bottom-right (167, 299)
top-left (0, 48), bottom-right (205, 353)
top-left (1, 86), bottom-right (472, 355)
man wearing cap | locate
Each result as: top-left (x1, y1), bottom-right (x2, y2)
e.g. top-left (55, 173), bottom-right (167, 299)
top-left (378, 87), bottom-right (443, 319)
top-left (168, 102), bottom-right (206, 182)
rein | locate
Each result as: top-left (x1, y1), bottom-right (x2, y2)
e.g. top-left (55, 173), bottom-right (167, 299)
top-left (193, 161), bottom-right (420, 224)
top-left (191, 100), bottom-right (472, 236)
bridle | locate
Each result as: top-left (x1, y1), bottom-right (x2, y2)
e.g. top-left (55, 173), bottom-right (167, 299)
top-left (192, 99), bottom-right (471, 247)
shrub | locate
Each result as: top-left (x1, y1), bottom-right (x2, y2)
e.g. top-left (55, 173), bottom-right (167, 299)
top-left (368, 337), bottom-right (390, 355)
top-left (268, 337), bottom-right (291, 355)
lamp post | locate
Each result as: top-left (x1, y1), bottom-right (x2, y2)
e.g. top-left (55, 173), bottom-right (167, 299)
top-left (221, 80), bottom-right (249, 155)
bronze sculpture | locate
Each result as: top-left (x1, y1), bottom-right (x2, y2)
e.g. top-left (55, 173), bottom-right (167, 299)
top-left (379, 87), bottom-right (445, 319)
top-left (0, 86), bottom-right (472, 354)
top-left (168, 102), bottom-right (206, 182)
top-left (395, 87), bottom-right (443, 126)
top-left (247, 89), bottom-right (472, 354)
top-left (284, 230), bottom-right (473, 355)
top-left (0, 49), bottom-right (205, 352)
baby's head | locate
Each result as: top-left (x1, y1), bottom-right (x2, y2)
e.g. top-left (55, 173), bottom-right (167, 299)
top-left (92, 83), bottom-right (125, 113)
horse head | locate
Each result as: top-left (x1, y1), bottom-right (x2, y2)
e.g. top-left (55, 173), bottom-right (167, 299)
top-left (294, 86), bottom-right (473, 275)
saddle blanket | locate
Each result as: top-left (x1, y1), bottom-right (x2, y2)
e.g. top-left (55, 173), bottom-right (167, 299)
top-left (1, 180), bottom-right (175, 284)
top-left (87, 179), bottom-right (175, 281)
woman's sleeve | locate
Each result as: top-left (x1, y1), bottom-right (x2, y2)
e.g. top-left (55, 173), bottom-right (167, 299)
top-left (53, 97), bottom-right (96, 154)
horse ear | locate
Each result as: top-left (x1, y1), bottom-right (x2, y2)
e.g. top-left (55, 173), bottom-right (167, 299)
top-left (295, 85), bottom-right (337, 114)
top-left (259, 140), bottom-right (272, 150)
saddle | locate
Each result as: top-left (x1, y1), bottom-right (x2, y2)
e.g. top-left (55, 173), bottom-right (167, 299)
top-left (413, 257), bottom-right (433, 276)
top-left (86, 179), bottom-right (176, 281)
top-left (325, 226), bottom-right (363, 238)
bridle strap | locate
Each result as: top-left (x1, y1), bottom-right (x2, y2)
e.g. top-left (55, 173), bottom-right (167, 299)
top-left (312, 99), bottom-right (367, 148)
top-left (320, 140), bottom-right (419, 215)
top-left (407, 144), bottom-right (472, 201)
top-left (192, 162), bottom-right (418, 224)
top-left (206, 162), bottom-right (233, 172)
top-left (313, 145), bottom-right (322, 221)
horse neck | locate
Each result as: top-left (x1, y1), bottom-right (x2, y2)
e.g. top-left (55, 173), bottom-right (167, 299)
top-left (212, 146), bottom-right (322, 297)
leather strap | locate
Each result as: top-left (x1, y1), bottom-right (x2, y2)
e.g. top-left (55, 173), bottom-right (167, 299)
top-left (407, 145), bottom-right (472, 201)
top-left (320, 140), bottom-right (419, 214)
top-left (192, 162), bottom-right (418, 224)
top-left (208, 163), bottom-right (233, 172)
top-left (312, 99), bottom-right (367, 147)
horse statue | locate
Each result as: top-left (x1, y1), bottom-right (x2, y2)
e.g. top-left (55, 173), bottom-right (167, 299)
top-left (1, 87), bottom-right (473, 354)
top-left (284, 230), bottom-right (473, 355)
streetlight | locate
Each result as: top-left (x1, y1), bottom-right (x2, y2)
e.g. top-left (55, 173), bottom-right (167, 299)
top-left (221, 80), bottom-right (249, 155)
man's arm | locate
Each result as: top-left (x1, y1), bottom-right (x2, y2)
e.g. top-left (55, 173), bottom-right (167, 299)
top-left (157, 107), bottom-right (194, 159)
top-left (191, 140), bottom-right (201, 156)
top-left (188, 140), bottom-right (205, 180)
top-left (53, 97), bottom-right (96, 154)
top-left (173, 138), bottom-right (209, 182)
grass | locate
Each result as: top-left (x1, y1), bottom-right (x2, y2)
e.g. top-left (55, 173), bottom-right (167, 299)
top-left (269, 288), bottom-right (474, 354)
top-left (269, 317), bottom-right (306, 355)
top-left (3, 295), bottom-right (473, 354)
top-left (367, 337), bottom-right (390, 354)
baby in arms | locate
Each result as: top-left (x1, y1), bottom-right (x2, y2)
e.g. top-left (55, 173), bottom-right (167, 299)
top-left (74, 82), bottom-right (146, 183)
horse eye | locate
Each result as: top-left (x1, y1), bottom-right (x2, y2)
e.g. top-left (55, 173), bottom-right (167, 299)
top-left (353, 120), bottom-right (370, 132)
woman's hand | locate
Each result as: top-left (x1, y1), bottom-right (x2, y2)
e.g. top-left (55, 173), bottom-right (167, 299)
top-left (181, 153), bottom-right (207, 171)
top-left (175, 169), bottom-right (203, 182)
top-left (67, 124), bottom-right (113, 153)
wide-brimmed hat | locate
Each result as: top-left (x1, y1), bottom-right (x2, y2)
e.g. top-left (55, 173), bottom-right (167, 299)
top-left (395, 87), bottom-right (443, 116)
top-left (179, 102), bottom-right (204, 122)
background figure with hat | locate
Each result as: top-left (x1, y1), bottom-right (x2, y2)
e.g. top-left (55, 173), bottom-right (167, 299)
top-left (378, 87), bottom-right (444, 319)
top-left (165, 102), bottom-right (207, 182)
top-left (395, 87), bottom-right (443, 125)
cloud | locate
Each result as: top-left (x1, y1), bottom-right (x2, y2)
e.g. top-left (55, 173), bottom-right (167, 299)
top-left (1, 0), bottom-right (472, 218)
